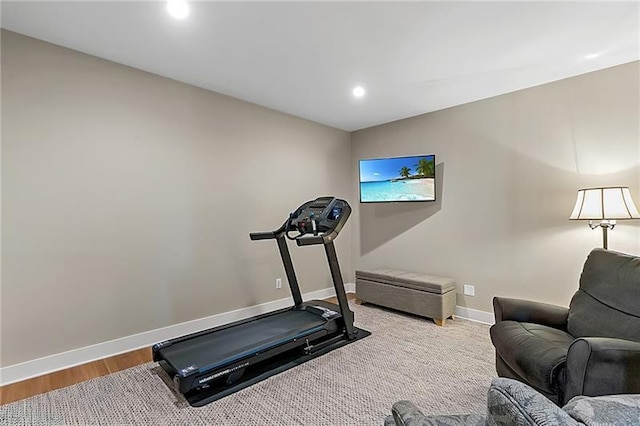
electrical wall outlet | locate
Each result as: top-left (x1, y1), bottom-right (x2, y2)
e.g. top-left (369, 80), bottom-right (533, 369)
top-left (276, 278), bottom-right (282, 289)
top-left (463, 284), bottom-right (475, 296)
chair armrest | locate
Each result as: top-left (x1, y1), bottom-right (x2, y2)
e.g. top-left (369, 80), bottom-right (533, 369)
top-left (493, 297), bottom-right (569, 330)
top-left (564, 337), bottom-right (640, 404)
top-left (390, 401), bottom-right (484, 426)
top-left (391, 400), bottom-right (428, 426)
top-left (487, 378), bottom-right (579, 425)
top-left (563, 393), bottom-right (640, 425)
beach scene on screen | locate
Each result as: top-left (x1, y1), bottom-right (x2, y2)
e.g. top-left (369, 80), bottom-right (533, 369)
top-left (359, 155), bottom-right (435, 202)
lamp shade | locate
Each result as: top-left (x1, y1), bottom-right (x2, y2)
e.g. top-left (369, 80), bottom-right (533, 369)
top-left (570, 186), bottom-right (640, 220)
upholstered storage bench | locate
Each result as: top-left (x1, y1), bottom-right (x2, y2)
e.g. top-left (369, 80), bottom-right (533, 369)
top-left (355, 269), bottom-right (456, 326)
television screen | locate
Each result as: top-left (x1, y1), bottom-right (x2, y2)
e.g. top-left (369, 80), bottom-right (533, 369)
top-left (359, 155), bottom-right (436, 203)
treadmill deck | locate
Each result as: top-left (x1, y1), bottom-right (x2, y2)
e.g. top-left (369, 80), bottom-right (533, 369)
top-left (157, 309), bottom-right (328, 376)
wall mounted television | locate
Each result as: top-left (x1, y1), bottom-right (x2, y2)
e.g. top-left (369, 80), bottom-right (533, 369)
top-left (359, 154), bottom-right (436, 203)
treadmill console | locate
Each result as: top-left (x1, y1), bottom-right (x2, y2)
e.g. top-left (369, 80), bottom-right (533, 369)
top-left (287, 196), bottom-right (351, 242)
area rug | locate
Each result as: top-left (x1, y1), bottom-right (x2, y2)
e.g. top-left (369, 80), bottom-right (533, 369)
top-left (1, 303), bottom-right (496, 425)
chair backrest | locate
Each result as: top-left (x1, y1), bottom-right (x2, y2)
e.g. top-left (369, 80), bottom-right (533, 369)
top-left (567, 248), bottom-right (640, 342)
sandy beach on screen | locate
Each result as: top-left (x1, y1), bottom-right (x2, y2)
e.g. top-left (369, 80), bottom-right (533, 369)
top-left (393, 177), bottom-right (435, 199)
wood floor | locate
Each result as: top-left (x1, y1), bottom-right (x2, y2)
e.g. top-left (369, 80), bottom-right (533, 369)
top-left (0, 294), bottom-right (355, 405)
top-left (0, 348), bottom-right (153, 405)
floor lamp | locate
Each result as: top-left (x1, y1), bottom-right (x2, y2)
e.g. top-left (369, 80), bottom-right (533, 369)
top-left (570, 186), bottom-right (640, 249)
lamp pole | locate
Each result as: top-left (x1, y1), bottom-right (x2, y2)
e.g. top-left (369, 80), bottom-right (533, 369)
top-left (589, 220), bottom-right (615, 250)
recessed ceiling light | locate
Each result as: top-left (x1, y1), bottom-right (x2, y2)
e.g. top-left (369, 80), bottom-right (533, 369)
top-left (584, 53), bottom-right (600, 60)
top-left (167, 0), bottom-right (189, 20)
top-left (352, 86), bottom-right (366, 98)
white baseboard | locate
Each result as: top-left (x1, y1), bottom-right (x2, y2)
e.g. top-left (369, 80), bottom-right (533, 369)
top-left (0, 283), bottom-right (490, 386)
top-left (454, 305), bottom-right (495, 325)
top-left (0, 284), bottom-right (356, 386)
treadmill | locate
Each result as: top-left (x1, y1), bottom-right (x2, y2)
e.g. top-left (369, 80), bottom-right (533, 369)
top-left (153, 196), bottom-right (370, 407)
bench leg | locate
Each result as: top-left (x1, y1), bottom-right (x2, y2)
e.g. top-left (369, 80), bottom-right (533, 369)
top-left (434, 318), bottom-right (446, 326)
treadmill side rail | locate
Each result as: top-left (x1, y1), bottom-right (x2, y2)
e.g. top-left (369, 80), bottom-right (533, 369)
top-left (152, 340), bottom-right (172, 351)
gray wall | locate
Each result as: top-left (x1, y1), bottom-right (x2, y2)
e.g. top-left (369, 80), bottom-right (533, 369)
top-left (351, 61), bottom-right (640, 313)
top-left (3, 29), bottom-right (639, 368)
top-left (1, 31), bottom-right (352, 366)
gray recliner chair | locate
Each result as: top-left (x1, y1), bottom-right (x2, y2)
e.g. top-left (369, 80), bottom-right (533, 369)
top-left (385, 378), bottom-right (640, 426)
top-left (490, 248), bottom-right (640, 405)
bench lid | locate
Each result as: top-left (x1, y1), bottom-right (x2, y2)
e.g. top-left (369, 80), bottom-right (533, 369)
top-left (356, 269), bottom-right (455, 294)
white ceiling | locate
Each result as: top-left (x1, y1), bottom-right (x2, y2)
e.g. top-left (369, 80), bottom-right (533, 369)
top-left (2, 1), bottom-right (639, 131)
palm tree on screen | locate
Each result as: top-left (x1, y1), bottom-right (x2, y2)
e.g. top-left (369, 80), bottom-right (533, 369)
top-left (415, 158), bottom-right (435, 178)
top-left (399, 166), bottom-right (411, 178)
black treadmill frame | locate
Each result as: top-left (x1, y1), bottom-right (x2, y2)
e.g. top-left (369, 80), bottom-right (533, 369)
top-left (153, 197), bottom-right (369, 407)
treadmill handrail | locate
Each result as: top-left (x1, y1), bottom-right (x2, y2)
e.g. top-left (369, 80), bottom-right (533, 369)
top-left (249, 222), bottom-right (287, 240)
top-left (295, 230), bottom-right (339, 246)
top-left (249, 231), bottom-right (276, 240)
top-left (295, 235), bottom-right (324, 246)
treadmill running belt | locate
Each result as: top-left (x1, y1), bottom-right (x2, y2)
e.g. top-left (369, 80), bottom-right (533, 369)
top-left (158, 310), bottom-right (327, 374)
